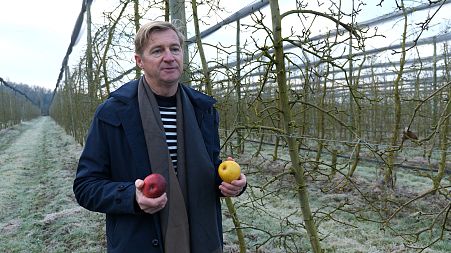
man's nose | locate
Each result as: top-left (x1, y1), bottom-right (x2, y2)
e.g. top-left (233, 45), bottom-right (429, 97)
top-left (162, 49), bottom-right (175, 61)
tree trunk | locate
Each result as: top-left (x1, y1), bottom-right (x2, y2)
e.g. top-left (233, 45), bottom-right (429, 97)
top-left (169, 0), bottom-right (190, 84)
top-left (386, 0), bottom-right (407, 188)
top-left (236, 20), bottom-right (245, 154)
top-left (269, 1), bottom-right (322, 252)
top-left (315, 63), bottom-right (329, 170)
top-left (433, 45), bottom-right (450, 190)
top-left (133, 0), bottom-right (142, 80)
top-left (191, 0), bottom-right (212, 94)
top-left (85, 0), bottom-right (95, 104)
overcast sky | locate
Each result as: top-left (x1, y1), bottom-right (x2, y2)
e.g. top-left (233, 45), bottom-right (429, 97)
top-left (1, 0), bottom-right (450, 91)
top-left (0, 0), bottom-right (84, 90)
top-left (0, 0), bottom-right (256, 90)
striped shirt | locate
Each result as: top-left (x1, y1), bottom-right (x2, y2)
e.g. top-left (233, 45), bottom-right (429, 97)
top-left (154, 94), bottom-right (178, 172)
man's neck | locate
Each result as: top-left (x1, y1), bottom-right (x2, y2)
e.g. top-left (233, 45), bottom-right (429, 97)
top-left (144, 77), bottom-right (178, 97)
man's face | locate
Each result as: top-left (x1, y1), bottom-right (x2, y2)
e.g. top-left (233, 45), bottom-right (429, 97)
top-left (135, 29), bottom-right (183, 92)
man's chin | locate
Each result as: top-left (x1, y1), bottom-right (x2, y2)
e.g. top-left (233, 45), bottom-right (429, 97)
top-left (161, 75), bottom-right (181, 84)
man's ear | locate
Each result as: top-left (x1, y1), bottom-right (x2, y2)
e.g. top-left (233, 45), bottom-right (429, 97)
top-left (135, 54), bottom-right (143, 68)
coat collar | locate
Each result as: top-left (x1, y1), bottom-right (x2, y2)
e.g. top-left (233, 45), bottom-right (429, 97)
top-left (109, 79), bottom-right (139, 103)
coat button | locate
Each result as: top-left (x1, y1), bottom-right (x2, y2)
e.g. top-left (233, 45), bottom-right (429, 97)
top-left (117, 185), bottom-right (125, 191)
top-left (152, 239), bottom-right (159, 246)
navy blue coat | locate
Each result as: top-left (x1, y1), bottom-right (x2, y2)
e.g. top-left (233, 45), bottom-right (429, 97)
top-left (73, 80), bottom-right (223, 252)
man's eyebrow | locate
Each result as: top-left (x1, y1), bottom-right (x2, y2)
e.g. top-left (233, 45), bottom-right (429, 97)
top-left (148, 44), bottom-right (162, 50)
top-left (149, 43), bottom-right (180, 49)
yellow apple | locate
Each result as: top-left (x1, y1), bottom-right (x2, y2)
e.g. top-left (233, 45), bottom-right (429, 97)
top-left (218, 160), bottom-right (241, 183)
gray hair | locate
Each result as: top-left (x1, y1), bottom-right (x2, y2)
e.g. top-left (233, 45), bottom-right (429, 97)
top-left (134, 20), bottom-right (185, 55)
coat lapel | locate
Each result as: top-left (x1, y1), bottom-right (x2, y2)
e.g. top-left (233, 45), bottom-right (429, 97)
top-left (117, 95), bottom-right (151, 177)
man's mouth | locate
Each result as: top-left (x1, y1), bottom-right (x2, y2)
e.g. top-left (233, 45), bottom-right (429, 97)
top-left (162, 67), bottom-right (177, 71)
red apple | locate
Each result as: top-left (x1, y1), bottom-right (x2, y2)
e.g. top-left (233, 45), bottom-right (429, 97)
top-left (142, 173), bottom-right (167, 198)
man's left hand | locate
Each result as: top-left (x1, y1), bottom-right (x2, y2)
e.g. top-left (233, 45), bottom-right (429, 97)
top-left (219, 173), bottom-right (247, 197)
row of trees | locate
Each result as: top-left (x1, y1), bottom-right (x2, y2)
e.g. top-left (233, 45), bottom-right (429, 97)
top-left (0, 79), bottom-right (48, 130)
top-left (45, 0), bottom-right (449, 252)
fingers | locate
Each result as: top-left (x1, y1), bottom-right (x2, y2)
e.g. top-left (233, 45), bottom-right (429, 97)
top-left (219, 176), bottom-right (245, 197)
top-left (139, 193), bottom-right (167, 214)
top-left (219, 186), bottom-right (240, 197)
top-left (237, 173), bottom-right (246, 186)
top-left (226, 156), bottom-right (235, 161)
top-left (135, 179), bottom-right (167, 214)
top-left (228, 173), bottom-right (246, 187)
top-left (135, 179), bottom-right (144, 189)
top-left (136, 192), bottom-right (167, 214)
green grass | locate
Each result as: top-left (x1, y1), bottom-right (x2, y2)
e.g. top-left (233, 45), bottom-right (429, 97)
top-left (0, 118), bottom-right (105, 253)
top-left (1, 118), bottom-right (449, 253)
top-left (221, 141), bottom-right (450, 252)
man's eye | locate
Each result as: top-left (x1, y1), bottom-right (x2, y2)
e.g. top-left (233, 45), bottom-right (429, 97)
top-left (151, 49), bottom-right (162, 56)
top-left (170, 47), bottom-right (181, 54)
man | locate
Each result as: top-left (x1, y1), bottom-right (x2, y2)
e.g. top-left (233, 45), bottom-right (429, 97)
top-left (73, 20), bottom-right (247, 253)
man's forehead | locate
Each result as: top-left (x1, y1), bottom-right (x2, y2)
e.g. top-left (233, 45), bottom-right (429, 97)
top-left (149, 29), bottom-right (178, 38)
top-left (148, 30), bottom-right (181, 45)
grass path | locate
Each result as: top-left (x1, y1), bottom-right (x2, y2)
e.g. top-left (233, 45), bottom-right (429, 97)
top-left (0, 117), bottom-right (105, 253)
top-left (0, 117), bottom-right (449, 252)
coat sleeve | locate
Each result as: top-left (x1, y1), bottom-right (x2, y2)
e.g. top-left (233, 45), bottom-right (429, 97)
top-left (208, 107), bottom-right (227, 197)
top-left (73, 102), bottom-right (139, 215)
top-left (212, 108), bottom-right (223, 184)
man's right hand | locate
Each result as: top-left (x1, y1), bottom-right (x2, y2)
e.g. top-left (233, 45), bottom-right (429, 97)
top-left (135, 179), bottom-right (167, 214)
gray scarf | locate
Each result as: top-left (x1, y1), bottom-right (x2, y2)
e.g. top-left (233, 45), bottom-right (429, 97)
top-left (138, 77), bottom-right (223, 253)
top-left (138, 78), bottom-right (190, 253)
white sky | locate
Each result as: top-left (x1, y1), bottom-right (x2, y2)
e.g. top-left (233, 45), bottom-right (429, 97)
top-left (0, 0), bottom-right (258, 90)
top-left (1, 0), bottom-right (450, 91)
top-left (0, 0), bottom-right (83, 90)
